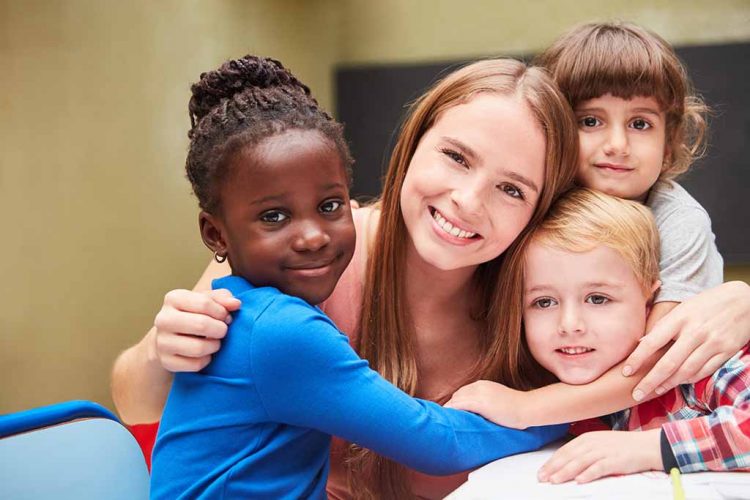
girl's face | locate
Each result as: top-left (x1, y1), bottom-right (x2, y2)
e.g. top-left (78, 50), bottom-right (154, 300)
top-left (399, 93), bottom-right (546, 271)
top-left (523, 241), bottom-right (654, 385)
top-left (202, 129), bottom-right (355, 305)
top-left (575, 94), bottom-right (667, 201)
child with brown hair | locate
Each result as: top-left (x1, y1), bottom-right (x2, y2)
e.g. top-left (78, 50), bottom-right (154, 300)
top-left (537, 21), bottom-right (723, 360)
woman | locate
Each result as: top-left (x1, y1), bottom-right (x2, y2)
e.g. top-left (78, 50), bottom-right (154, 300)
top-left (112, 58), bottom-right (750, 499)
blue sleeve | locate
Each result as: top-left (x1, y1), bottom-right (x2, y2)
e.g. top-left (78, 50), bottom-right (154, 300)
top-left (250, 299), bottom-right (567, 476)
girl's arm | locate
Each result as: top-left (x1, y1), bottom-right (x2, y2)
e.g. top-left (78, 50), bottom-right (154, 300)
top-left (110, 259), bottom-right (236, 424)
top-left (251, 300), bottom-right (567, 475)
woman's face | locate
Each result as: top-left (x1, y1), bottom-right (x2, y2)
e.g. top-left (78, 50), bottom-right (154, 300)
top-left (400, 93), bottom-right (547, 271)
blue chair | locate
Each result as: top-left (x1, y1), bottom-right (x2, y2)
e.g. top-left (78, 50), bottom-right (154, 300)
top-left (0, 400), bottom-right (149, 500)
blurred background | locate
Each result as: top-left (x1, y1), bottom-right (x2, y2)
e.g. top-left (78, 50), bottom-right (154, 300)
top-left (1, 0), bottom-right (748, 414)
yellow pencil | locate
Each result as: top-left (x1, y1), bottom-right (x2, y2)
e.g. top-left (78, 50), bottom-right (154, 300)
top-left (670, 467), bottom-right (685, 500)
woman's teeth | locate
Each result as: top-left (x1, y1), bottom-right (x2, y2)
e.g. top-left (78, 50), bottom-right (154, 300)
top-left (558, 347), bottom-right (594, 355)
top-left (432, 210), bottom-right (476, 239)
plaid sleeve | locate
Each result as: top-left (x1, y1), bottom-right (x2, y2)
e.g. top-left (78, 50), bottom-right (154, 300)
top-left (662, 348), bottom-right (750, 472)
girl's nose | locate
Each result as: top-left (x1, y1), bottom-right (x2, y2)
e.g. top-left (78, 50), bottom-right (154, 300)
top-left (291, 221), bottom-right (331, 252)
top-left (603, 125), bottom-right (630, 157)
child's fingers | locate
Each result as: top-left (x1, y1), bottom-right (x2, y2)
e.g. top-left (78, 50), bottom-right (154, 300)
top-left (161, 353), bottom-right (213, 373)
top-left (574, 458), bottom-right (611, 483)
top-left (547, 451), bottom-right (599, 484)
top-left (157, 331), bottom-right (222, 360)
top-left (538, 440), bottom-right (584, 481)
top-left (632, 332), bottom-right (702, 399)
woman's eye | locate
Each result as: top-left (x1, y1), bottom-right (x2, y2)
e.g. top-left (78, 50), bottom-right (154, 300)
top-left (499, 183), bottom-right (524, 200)
top-left (441, 148), bottom-right (468, 167)
top-left (586, 294), bottom-right (610, 305)
top-left (579, 116), bottom-right (601, 128)
top-left (533, 297), bottom-right (557, 309)
top-left (630, 118), bottom-right (651, 130)
top-left (320, 200), bottom-right (343, 213)
top-left (260, 210), bottom-right (288, 223)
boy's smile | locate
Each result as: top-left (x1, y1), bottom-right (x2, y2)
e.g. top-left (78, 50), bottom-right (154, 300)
top-left (200, 129), bottom-right (355, 305)
top-left (575, 94), bottom-right (667, 201)
top-left (523, 242), bottom-right (654, 385)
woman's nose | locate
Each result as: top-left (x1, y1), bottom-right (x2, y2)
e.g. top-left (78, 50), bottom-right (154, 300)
top-left (450, 179), bottom-right (483, 219)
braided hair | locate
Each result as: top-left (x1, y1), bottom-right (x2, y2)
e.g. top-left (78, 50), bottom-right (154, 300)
top-left (185, 55), bottom-right (352, 214)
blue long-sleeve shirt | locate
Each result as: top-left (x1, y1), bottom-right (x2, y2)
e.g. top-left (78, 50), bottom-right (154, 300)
top-left (151, 276), bottom-right (566, 499)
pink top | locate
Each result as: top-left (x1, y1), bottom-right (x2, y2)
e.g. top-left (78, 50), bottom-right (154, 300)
top-left (321, 207), bottom-right (470, 499)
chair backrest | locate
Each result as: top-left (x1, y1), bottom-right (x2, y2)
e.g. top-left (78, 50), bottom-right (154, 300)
top-left (0, 400), bottom-right (150, 500)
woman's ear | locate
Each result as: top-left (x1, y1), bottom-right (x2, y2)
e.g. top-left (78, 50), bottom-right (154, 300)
top-left (199, 211), bottom-right (228, 260)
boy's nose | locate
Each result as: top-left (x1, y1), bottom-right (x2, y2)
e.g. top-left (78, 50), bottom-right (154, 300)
top-left (558, 305), bottom-right (585, 336)
top-left (603, 125), bottom-right (630, 156)
top-left (292, 221), bottom-right (331, 252)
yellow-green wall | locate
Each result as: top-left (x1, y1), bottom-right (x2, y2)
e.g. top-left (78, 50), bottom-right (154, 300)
top-left (1, 0), bottom-right (748, 413)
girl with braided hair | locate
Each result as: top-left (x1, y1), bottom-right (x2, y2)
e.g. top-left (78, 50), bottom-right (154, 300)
top-left (116, 52), bottom-right (750, 498)
top-left (148, 55), bottom-right (565, 499)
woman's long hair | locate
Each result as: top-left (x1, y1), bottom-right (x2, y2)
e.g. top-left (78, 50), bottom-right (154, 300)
top-left (347, 58), bottom-right (578, 499)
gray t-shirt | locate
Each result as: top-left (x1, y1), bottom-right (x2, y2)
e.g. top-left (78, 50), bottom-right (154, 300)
top-left (646, 180), bottom-right (724, 303)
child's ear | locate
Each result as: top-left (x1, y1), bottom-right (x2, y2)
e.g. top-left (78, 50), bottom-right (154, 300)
top-left (199, 211), bottom-right (228, 260)
top-left (645, 280), bottom-right (662, 314)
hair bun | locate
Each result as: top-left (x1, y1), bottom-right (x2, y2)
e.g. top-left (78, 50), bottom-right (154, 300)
top-left (188, 55), bottom-right (312, 131)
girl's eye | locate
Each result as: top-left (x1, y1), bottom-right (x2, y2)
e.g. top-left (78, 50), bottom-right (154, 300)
top-left (579, 116), bottom-right (601, 128)
top-left (320, 199), bottom-right (343, 213)
top-left (260, 210), bottom-right (288, 223)
top-left (499, 183), bottom-right (524, 200)
top-left (630, 118), bottom-right (651, 131)
top-left (586, 294), bottom-right (610, 305)
top-left (441, 148), bottom-right (468, 167)
top-left (533, 297), bottom-right (557, 309)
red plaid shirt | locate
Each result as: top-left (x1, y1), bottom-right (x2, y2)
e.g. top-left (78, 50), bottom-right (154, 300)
top-left (571, 346), bottom-right (750, 473)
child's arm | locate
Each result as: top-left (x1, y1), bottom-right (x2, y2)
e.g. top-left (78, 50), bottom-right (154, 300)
top-left (538, 348), bottom-right (750, 483)
top-left (660, 347), bottom-right (750, 473)
top-left (445, 350), bottom-right (662, 429)
top-left (251, 300), bottom-right (567, 476)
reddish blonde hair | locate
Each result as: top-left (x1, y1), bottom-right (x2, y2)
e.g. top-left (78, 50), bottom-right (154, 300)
top-left (535, 21), bottom-right (708, 180)
top-left (348, 58), bottom-right (578, 499)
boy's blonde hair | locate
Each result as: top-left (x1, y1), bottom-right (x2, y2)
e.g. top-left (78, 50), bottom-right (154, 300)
top-left (530, 188), bottom-right (660, 295)
top-left (536, 21), bottom-right (708, 181)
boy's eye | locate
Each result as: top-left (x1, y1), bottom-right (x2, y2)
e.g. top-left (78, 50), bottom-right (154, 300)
top-left (579, 116), bottom-right (601, 128)
top-left (533, 297), bottom-right (557, 309)
top-left (585, 294), bottom-right (610, 305)
top-left (630, 118), bottom-right (651, 130)
top-left (441, 148), bottom-right (468, 167)
top-left (498, 183), bottom-right (524, 200)
top-left (320, 199), bottom-right (343, 213)
top-left (260, 210), bottom-right (288, 223)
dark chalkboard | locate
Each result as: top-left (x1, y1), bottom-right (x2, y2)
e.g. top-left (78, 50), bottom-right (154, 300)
top-left (335, 43), bottom-right (750, 264)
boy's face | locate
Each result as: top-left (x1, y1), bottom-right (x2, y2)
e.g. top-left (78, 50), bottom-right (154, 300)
top-left (201, 129), bottom-right (355, 305)
top-left (523, 241), bottom-right (654, 385)
top-left (575, 94), bottom-right (667, 201)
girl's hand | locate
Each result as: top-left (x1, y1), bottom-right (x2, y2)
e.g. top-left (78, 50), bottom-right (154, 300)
top-left (151, 288), bottom-right (241, 372)
top-left (538, 429), bottom-right (662, 484)
top-left (444, 380), bottom-right (528, 429)
top-left (625, 281), bottom-right (750, 401)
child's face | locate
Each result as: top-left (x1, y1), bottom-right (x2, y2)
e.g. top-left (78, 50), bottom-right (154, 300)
top-left (575, 94), bottom-right (667, 201)
top-left (399, 93), bottom-right (546, 271)
top-left (523, 241), bottom-right (653, 385)
top-left (204, 129), bottom-right (355, 305)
